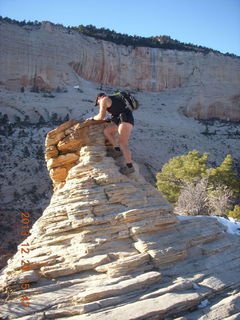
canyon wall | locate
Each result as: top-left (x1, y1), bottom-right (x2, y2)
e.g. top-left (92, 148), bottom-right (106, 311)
top-left (0, 21), bottom-right (240, 120)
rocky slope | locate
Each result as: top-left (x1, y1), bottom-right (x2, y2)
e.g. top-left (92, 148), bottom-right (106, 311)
top-left (0, 82), bottom-right (240, 271)
top-left (0, 20), bottom-right (240, 120)
top-left (0, 121), bottom-right (240, 320)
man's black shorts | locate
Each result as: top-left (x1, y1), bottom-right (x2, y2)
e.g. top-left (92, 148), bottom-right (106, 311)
top-left (111, 111), bottom-right (134, 126)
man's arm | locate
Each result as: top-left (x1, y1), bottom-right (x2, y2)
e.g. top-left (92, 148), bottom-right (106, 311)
top-left (93, 97), bottom-right (112, 120)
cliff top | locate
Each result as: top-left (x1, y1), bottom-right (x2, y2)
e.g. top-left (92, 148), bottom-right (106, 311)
top-left (1, 16), bottom-right (239, 58)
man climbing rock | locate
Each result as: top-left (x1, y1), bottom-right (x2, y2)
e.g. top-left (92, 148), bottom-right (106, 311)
top-left (93, 92), bottom-right (135, 175)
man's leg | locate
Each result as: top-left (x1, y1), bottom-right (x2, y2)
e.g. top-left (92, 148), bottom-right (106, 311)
top-left (103, 124), bottom-right (118, 147)
top-left (118, 122), bottom-right (133, 164)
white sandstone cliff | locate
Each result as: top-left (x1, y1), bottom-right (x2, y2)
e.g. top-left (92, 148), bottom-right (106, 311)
top-left (0, 20), bottom-right (240, 120)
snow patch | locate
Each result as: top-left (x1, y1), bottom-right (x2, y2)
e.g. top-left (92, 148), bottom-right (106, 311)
top-left (177, 215), bottom-right (240, 236)
top-left (213, 216), bottom-right (240, 235)
top-left (198, 299), bottom-right (210, 309)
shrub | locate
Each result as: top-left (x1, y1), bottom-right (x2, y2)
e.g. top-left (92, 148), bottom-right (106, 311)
top-left (208, 185), bottom-right (234, 217)
top-left (207, 155), bottom-right (240, 196)
top-left (23, 146), bottom-right (30, 157)
top-left (174, 180), bottom-right (235, 217)
top-left (156, 151), bottom-right (240, 203)
top-left (156, 150), bottom-right (209, 202)
top-left (157, 151), bottom-right (240, 218)
top-left (174, 179), bottom-right (209, 216)
top-left (228, 205), bottom-right (240, 220)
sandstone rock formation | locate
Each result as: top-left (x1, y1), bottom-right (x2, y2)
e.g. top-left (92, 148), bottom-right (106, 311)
top-left (0, 121), bottom-right (240, 319)
top-left (0, 20), bottom-right (240, 120)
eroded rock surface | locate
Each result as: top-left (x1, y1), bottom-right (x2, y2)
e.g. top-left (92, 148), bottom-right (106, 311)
top-left (0, 121), bottom-right (240, 320)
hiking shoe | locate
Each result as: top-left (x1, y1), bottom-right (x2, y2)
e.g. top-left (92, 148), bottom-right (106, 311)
top-left (119, 166), bottom-right (135, 175)
top-left (106, 149), bottom-right (123, 158)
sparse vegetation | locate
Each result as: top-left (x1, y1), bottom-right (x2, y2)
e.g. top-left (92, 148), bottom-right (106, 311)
top-left (56, 86), bottom-right (68, 93)
top-left (43, 93), bottom-right (55, 98)
top-left (30, 85), bottom-right (40, 93)
top-left (156, 150), bottom-right (209, 202)
top-left (228, 205), bottom-right (240, 220)
top-left (156, 150), bottom-right (240, 218)
top-left (23, 146), bottom-right (30, 157)
top-left (208, 185), bottom-right (234, 217)
top-left (199, 119), bottom-right (240, 138)
top-left (0, 16), bottom-right (41, 27)
top-left (175, 179), bottom-right (234, 217)
top-left (174, 179), bottom-right (209, 216)
top-left (50, 112), bottom-right (60, 124)
top-left (36, 146), bottom-right (44, 159)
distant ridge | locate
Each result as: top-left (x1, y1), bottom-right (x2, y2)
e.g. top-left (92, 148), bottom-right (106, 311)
top-left (0, 15), bottom-right (239, 57)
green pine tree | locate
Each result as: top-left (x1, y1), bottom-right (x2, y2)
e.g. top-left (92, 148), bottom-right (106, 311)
top-left (156, 151), bottom-right (240, 204)
top-left (206, 154), bottom-right (240, 195)
top-left (228, 205), bottom-right (240, 220)
top-left (156, 150), bottom-right (209, 202)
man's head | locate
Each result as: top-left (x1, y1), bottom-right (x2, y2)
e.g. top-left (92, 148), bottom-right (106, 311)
top-left (95, 93), bottom-right (106, 106)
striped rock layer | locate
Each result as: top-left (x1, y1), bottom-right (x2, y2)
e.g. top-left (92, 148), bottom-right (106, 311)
top-left (0, 120), bottom-right (240, 320)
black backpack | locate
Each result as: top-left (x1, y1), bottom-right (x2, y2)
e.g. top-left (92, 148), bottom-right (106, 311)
top-left (113, 91), bottom-right (139, 112)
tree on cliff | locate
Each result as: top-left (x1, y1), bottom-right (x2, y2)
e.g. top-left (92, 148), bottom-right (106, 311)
top-left (75, 23), bottom-right (222, 54)
top-left (1, 16), bottom-right (237, 56)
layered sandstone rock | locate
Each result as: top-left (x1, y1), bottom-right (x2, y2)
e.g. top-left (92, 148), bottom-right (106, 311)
top-left (0, 21), bottom-right (240, 120)
top-left (0, 121), bottom-right (240, 319)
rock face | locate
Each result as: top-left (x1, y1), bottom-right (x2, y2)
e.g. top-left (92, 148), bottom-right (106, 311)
top-left (0, 21), bottom-right (240, 120)
top-left (0, 121), bottom-right (240, 320)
